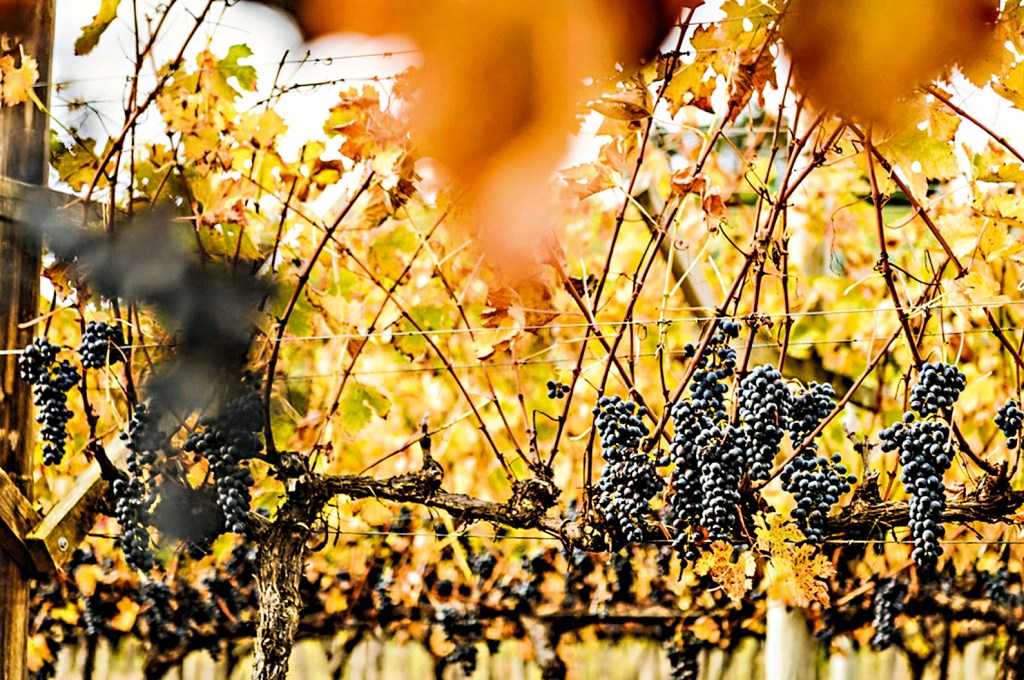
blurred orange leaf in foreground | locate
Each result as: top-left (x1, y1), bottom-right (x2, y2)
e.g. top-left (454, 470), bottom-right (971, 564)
top-left (782, 0), bottom-right (998, 125)
top-left (268, 0), bottom-right (690, 276)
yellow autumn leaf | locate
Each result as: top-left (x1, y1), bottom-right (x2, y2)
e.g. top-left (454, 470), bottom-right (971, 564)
top-left (74, 563), bottom-right (105, 597)
top-left (693, 540), bottom-right (755, 602)
top-left (946, 270), bottom-right (1010, 320)
top-left (755, 514), bottom-right (835, 608)
top-left (0, 53), bottom-right (38, 106)
top-left (938, 215), bottom-right (1008, 261)
top-left (109, 597), bottom-right (141, 632)
top-left (588, 82), bottom-right (653, 122)
top-left (27, 634), bottom-right (53, 673)
top-left (689, 615), bottom-right (721, 644)
top-left (51, 602), bottom-right (80, 626)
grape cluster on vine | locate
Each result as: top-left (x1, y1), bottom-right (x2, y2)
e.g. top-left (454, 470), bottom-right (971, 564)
top-left (786, 381), bottom-right (836, 444)
top-left (909, 362), bottom-right (966, 417)
top-left (881, 414), bottom-right (952, 573)
top-left (183, 376), bottom-right (265, 535)
top-left (781, 452), bottom-right (856, 543)
top-left (19, 337), bottom-right (80, 465)
top-left (436, 606), bottom-right (483, 675)
top-left (113, 404), bottom-right (168, 571)
top-left (665, 320), bottom-right (742, 556)
top-left (870, 578), bottom-right (907, 650)
top-left (593, 395), bottom-right (662, 543)
top-left (78, 321), bottom-right (126, 369)
top-left (996, 399), bottom-right (1024, 449)
top-left (737, 364), bottom-right (791, 481)
top-left (547, 379), bottom-right (569, 399)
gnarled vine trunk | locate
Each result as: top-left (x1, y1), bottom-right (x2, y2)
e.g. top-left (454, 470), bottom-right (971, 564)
top-left (253, 523), bottom-right (309, 680)
top-left (1001, 626), bottom-right (1024, 680)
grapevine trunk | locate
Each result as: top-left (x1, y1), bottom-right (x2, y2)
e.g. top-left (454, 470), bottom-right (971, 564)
top-left (253, 524), bottom-right (308, 680)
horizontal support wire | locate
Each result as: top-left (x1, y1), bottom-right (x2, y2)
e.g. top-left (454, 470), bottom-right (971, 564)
top-left (82, 529), bottom-right (1024, 546)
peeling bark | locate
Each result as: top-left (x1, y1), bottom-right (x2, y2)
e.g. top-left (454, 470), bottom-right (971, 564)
top-left (253, 521), bottom-right (308, 680)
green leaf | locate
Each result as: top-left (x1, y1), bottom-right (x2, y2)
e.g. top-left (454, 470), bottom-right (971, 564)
top-left (393, 305), bottom-right (450, 358)
top-left (75, 0), bottom-right (121, 56)
top-left (51, 136), bottom-right (109, 192)
top-left (338, 381), bottom-right (391, 435)
top-left (368, 224), bottom-right (417, 282)
top-left (219, 44), bottom-right (258, 94)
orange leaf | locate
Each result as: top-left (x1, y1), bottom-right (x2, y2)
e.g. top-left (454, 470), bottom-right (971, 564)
top-left (0, 53), bottom-right (38, 106)
top-left (694, 541), bottom-right (755, 602)
top-left (755, 515), bottom-right (835, 608)
top-left (109, 597), bottom-right (141, 632)
top-left (783, 0), bottom-right (998, 124)
top-left (265, 0), bottom-right (686, 274)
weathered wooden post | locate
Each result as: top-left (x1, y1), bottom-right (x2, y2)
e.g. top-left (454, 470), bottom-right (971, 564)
top-left (0, 1), bottom-right (55, 677)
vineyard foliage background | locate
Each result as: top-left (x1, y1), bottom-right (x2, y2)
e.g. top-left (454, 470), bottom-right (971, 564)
top-left (15, 0), bottom-right (1024, 678)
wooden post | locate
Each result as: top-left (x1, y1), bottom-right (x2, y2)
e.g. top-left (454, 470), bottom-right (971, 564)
top-left (765, 600), bottom-right (815, 680)
top-left (0, 1), bottom-right (54, 678)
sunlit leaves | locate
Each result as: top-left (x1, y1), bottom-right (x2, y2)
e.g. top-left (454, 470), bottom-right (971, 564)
top-left (0, 53), bottom-right (37, 106)
top-left (338, 380), bottom-right (391, 436)
top-left (782, 0), bottom-right (998, 124)
top-left (755, 515), bottom-right (834, 608)
top-left (51, 135), bottom-right (110, 192)
top-left (74, 0), bottom-right (121, 55)
top-left (693, 541), bottom-right (755, 602)
top-left (259, 0), bottom-right (687, 273)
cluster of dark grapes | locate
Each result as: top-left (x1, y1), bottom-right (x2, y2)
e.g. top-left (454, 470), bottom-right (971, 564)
top-left (665, 632), bottom-right (700, 680)
top-left (609, 552), bottom-right (636, 605)
top-left (666, 399), bottom-right (707, 559)
top-left (547, 379), bottom-right (569, 399)
top-left (981, 567), bottom-right (1021, 608)
top-left (665, 321), bottom-right (742, 556)
top-left (787, 381), bottom-right (836, 444)
top-left (19, 337), bottom-right (80, 465)
top-left (112, 405), bottom-right (167, 572)
top-left (880, 413), bottom-right (952, 572)
top-left (138, 580), bottom-right (191, 652)
top-left (511, 552), bottom-right (553, 610)
top-left (996, 399), bottom-right (1024, 449)
top-left (78, 321), bottom-right (126, 369)
top-left (909, 362), bottom-right (966, 417)
top-left (183, 377), bottom-right (265, 535)
top-left (470, 550), bottom-right (497, 583)
top-left (563, 549), bottom-right (597, 608)
top-left (436, 606), bottom-right (483, 675)
top-left (781, 453), bottom-right (856, 543)
top-left (737, 364), bottom-right (791, 481)
top-left (869, 578), bottom-right (907, 650)
top-left (700, 423), bottom-right (747, 543)
top-left (592, 395), bottom-right (662, 543)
